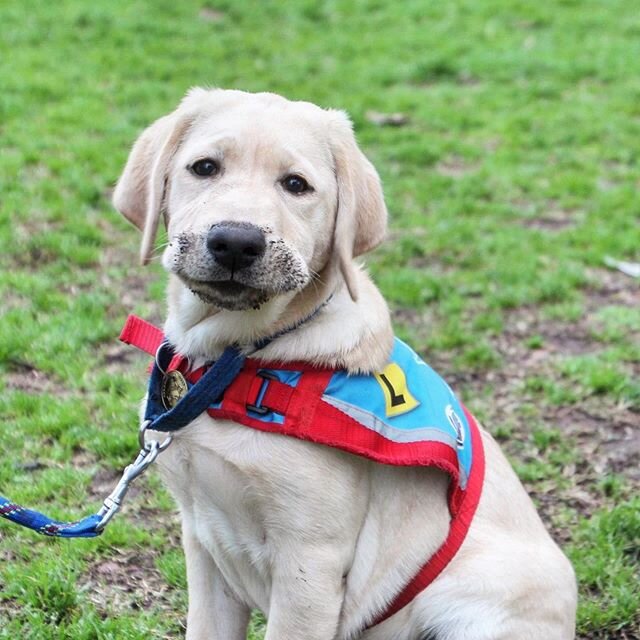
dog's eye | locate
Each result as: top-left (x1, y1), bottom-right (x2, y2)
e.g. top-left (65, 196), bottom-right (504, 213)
top-left (281, 174), bottom-right (311, 194)
top-left (190, 158), bottom-right (220, 177)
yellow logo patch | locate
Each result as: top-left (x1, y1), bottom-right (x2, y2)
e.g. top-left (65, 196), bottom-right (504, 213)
top-left (374, 363), bottom-right (420, 417)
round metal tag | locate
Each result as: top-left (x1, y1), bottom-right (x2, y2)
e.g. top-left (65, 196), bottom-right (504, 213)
top-left (161, 370), bottom-right (188, 409)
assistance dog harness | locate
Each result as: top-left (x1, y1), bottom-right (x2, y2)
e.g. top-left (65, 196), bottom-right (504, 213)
top-left (1, 313), bottom-right (484, 626)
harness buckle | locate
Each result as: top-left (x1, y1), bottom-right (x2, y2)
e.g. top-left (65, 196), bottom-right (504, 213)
top-left (246, 370), bottom-right (278, 415)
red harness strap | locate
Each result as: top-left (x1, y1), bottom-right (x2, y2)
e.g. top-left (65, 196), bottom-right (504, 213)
top-left (120, 315), bottom-right (165, 356)
top-left (369, 404), bottom-right (484, 625)
top-left (121, 315), bottom-right (485, 628)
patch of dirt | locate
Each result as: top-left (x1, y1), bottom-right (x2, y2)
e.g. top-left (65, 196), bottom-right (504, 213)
top-left (89, 467), bottom-right (132, 499)
top-left (557, 401), bottom-right (640, 482)
top-left (81, 550), bottom-right (174, 614)
top-left (6, 368), bottom-right (54, 394)
top-left (101, 342), bottom-right (137, 374)
top-left (199, 7), bottom-right (225, 22)
top-left (4, 360), bottom-right (70, 396)
top-left (581, 627), bottom-right (640, 640)
top-left (0, 594), bottom-right (22, 618)
top-left (585, 267), bottom-right (640, 309)
top-left (496, 312), bottom-right (597, 357)
top-left (435, 155), bottom-right (480, 179)
top-left (520, 210), bottom-right (579, 231)
top-left (0, 545), bottom-right (18, 562)
top-left (513, 199), bottom-right (583, 232)
top-left (0, 289), bottom-right (30, 312)
top-left (365, 111), bottom-right (410, 127)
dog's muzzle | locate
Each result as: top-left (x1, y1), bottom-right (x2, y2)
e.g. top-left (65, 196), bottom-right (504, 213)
top-left (166, 222), bottom-right (310, 310)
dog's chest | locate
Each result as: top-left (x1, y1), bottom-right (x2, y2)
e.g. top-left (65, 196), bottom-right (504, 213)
top-left (155, 415), bottom-right (367, 609)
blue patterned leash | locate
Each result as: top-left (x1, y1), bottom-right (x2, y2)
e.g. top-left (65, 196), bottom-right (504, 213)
top-left (0, 344), bottom-right (245, 538)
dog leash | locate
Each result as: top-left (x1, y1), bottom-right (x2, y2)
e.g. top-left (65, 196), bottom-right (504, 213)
top-left (0, 297), bottom-right (332, 538)
top-left (0, 344), bottom-right (245, 538)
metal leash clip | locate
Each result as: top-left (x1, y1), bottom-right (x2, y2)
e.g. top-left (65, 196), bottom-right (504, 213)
top-left (95, 420), bottom-right (173, 532)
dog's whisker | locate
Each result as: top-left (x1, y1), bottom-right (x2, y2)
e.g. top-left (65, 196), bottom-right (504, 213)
top-left (150, 242), bottom-right (170, 256)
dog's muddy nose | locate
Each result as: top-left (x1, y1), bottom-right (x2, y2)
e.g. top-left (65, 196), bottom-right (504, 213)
top-left (206, 224), bottom-right (266, 271)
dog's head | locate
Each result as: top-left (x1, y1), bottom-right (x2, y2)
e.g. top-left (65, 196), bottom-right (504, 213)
top-left (113, 89), bottom-right (387, 310)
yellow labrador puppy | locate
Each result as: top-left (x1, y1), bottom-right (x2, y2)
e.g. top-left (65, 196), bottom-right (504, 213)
top-left (113, 89), bottom-right (577, 640)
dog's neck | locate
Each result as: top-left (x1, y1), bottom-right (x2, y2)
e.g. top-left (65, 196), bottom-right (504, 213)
top-left (163, 266), bottom-right (394, 374)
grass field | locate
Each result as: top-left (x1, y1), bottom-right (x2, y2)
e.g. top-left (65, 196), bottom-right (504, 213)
top-left (1, 1), bottom-right (639, 638)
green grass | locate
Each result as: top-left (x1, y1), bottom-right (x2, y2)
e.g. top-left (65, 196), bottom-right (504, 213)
top-left (569, 499), bottom-right (640, 632)
top-left (1, 0), bottom-right (639, 637)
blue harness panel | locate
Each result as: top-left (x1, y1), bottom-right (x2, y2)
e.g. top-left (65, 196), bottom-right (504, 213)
top-left (251, 339), bottom-right (473, 488)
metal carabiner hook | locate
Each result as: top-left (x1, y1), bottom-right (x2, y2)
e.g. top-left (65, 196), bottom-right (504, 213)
top-left (96, 421), bottom-right (174, 533)
top-left (139, 419), bottom-right (173, 452)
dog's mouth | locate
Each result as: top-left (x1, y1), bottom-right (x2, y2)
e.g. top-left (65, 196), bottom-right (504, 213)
top-left (201, 280), bottom-right (254, 296)
top-left (181, 275), bottom-right (271, 310)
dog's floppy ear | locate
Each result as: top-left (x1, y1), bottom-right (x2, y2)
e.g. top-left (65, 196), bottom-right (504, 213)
top-left (112, 105), bottom-right (197, 265)
top-left (328, 110), bottom-right (388, 301)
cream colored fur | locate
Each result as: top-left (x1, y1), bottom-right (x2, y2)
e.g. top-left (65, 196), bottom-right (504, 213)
top-left (113, 89), bottom-right (577, 640)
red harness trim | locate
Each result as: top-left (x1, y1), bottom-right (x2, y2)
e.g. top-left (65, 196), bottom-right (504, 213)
top-left (369, 404), bottom-right (484, 625)
top-left (120, 315), bottom-right (165, 356)
top-left (121, 315), bottom-right (485, 627)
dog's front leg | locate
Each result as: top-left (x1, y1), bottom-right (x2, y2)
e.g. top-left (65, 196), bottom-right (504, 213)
top-left (183, 524), bottom-right (250, 640)
top-left (264, 545), bottom-right (346, 640)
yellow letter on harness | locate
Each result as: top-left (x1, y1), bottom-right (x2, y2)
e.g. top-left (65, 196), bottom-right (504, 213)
top-left (375, 363), bottom-right (420, 417)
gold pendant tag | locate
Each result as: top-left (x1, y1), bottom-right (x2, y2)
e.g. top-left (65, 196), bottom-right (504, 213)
top-left (161, 370), bottom-right (188, 409)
